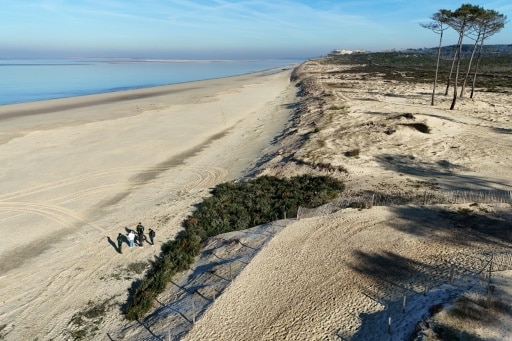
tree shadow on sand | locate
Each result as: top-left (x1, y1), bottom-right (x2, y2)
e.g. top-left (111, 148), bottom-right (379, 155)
top-left (386, 205), bottom-right (512, 249)
top-left (344, 250), bottom-right (499, 341)
top-left (375, 153), bottom-right (512, 192)
top-left (348, 251), bottom-right (448, 302)
top-left (345, 251), bottom-right (443, 340)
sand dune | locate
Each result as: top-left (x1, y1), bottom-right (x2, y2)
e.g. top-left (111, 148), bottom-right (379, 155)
top-left (183, 60), bottom-right (512, 340)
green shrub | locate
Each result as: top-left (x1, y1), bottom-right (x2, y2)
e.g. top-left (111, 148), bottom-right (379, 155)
top-left (127, 262), bottom-right (148, 275)
top-left (348, 201), bottom-right (370, 209)
top-left (344, 149), bottom-right (360, 157)
top-left (400, 122), bottom-right (431, 134)
top-left (125, 175), bottom-right (344, 320)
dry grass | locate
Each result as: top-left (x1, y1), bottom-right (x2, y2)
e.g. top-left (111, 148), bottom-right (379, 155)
top-left (424, 289), bottom-right (512, 340)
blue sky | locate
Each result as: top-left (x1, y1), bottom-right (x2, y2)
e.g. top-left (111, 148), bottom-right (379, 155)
top-left (1, 0), bottom-right (511, 59)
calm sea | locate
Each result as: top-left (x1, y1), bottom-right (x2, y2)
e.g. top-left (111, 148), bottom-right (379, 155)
top-left (0, 59), bottom-right (301, 105)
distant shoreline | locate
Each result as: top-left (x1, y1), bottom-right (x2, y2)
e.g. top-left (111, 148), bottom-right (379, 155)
top-left (0, 65), bottom-right (297, 120)
top-left (0, 59), bottom-right (302, 106)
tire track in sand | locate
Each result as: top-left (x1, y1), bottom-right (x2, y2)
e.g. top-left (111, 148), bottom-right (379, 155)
top-left (0, 202), bottom-right (103, 233)
top-left (0, 165), bottom-right (228, 233)
top-left (0, 166), bottom-right (170, 202)
top-left (183, 166), bottom-right (229, 192)
top-left (0, 166), bottom-right (172, 230)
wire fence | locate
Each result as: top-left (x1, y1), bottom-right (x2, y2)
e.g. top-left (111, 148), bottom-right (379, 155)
top-left (338, 251), bottom-right (512, 340)
top-left (297, 189), bottom-right (512, 339)
top-left (297, 189), bottom-right (512, 220)
top-left (146, 189), bottom-right (510, 340)
top-left (135, 221), bottom-right (290, 341)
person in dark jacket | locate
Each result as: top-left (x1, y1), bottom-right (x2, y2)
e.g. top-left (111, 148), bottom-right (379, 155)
top-left (117, 233), bottom-right (124, 254)
top-left (149, 229), bottom-right (156, 246)
top-left (136, 222), bottom-right (145, 247)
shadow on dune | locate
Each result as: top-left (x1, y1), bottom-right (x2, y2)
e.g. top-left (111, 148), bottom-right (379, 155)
top-left (491, 126), bottom-right (512, 135)
top-left (348, 251), bottom-right (446, 302)
top-left (343, 290), bottom-right (490, 341)
top-left (344, 251), bottom-right (446, 341)
top-left (345, 247), bottom-right (507, 341)
top-left (375, 153), bottom-right (512, 192)
top-left (386, 205), bottom-right (512, 248)
top-left (342, 203), bottom-right (512, 339)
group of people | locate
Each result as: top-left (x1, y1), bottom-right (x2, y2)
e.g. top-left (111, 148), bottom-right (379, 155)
top-left (116, 222), bottom-right (156, 254)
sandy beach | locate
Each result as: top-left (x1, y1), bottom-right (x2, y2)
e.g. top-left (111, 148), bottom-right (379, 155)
top-left (1, 57), bottom-right (512, 341)
top-left (0, 67), bottom-right (297, 340)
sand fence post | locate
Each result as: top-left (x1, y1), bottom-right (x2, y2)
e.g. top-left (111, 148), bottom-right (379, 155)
top-left (192, 299), bottom-right (196, 324)
top-left (488, 253), bottom-right (493, 283)
top-left (479, 273), bottom-right (486, 289)
top-left (487, 253), bottom-right (494, 308)
top-left (487, 284), bottom-right (495, 309)
top-left (449, 263), bottom-right (455, 283)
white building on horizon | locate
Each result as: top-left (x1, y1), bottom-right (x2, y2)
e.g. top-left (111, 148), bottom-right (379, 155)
top-left (329, 49), bottom-right (366, 55)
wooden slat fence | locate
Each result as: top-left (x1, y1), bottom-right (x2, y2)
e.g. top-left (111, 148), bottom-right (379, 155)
top-left (297, 189), bottom-right (512, 220)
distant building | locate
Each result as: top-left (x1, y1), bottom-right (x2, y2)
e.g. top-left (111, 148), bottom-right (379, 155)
top-left (329, 49), bottom-right (366, 56)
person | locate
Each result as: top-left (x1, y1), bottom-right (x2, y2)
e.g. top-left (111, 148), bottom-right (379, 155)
top-left (117, 233), bottom-right (124, 254)
top-left (136, 222), bottom-right (145, 247)
top-left (127, 230), bottom-right (135, 248)
top-left (148, 229), bottom-right (156, 246)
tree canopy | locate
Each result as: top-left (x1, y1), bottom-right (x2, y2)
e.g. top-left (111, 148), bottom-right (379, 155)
top-left (421, 3), bottom-right (507, 108)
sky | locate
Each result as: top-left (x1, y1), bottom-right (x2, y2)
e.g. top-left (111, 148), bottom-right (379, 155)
top-left (1, 0), bottom-right (511, 59)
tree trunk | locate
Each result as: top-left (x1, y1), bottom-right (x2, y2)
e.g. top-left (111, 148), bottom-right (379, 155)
top-left (431, 30), bottom-right (444, 106)
top-left (470, 39), bottom-right (485, 99)
top-left (450, 33), bottom-right (465, 110)
top-left (460, 32), bottom-right (481, 97)
top-left (444, 48), bottom-right (458, 96)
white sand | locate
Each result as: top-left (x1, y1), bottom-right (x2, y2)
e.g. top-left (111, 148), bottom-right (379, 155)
top-left (0, 67), bottom-right (297, 340)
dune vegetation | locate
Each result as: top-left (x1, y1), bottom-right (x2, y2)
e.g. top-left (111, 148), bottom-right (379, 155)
top-left (125, 175), bottom-right (344, 319)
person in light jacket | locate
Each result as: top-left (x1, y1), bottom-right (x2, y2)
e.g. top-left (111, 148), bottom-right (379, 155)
top-left (127, 230), bottom-right (135, 248)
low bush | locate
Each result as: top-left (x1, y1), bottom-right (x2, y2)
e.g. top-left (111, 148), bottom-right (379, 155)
top-left (344, 149), bottom-right (360, 157)
top-left (67, 299), bottom-right (114, 339)
top-left (125, 175), bottom-right (344, 320)
top-left (400, 122), bottom-right (431, 134)
top-left (127, 262), bottom-right (148, 275)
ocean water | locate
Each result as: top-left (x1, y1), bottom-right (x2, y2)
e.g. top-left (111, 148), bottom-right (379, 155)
top-left (0, 59), bottom-right (301, 105)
